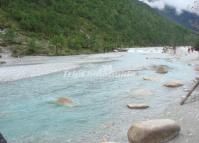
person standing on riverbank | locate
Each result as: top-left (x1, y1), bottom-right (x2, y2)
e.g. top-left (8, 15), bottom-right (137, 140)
top-left (173, 46), bottom-right (177, 55)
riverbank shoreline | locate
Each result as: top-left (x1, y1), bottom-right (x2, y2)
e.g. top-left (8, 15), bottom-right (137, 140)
top-left (0, 46), bottom-right (198, 82)
top-left (0, 52), bottom-right (125, 82)
top-left (160, 88), bottom-right (199, 143)
top-left (0, 46), bottom-right (199, 143)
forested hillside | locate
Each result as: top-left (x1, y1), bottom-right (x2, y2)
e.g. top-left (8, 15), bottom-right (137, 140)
top-left (0, 0), bottom-right (197, 56)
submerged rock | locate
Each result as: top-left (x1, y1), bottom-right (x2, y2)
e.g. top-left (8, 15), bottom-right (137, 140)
top-left (127, 104), bottom-right (149, 109)
top-left (143, 77), bottom-right (159, 81)
top-left (128, 119), bottom-right (180, 143)
top-left (164, 80), bottom-right (183, 88)
top-left (0, 61), bottom-right (5, 65)
top-left (54, 97), bottom-right (74, 107)
top-left (0, 132), bottom-right (7, 143)
top-left (101, 142), bottom-right (117, 143)
top-left (133, 89), bottom-right (153, 96)
top-left (156, 65), bottom-right (169, 74)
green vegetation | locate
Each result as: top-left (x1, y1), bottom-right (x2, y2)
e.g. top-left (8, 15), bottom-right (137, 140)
top-left (0, 0), bottom-right (198, 56)
top-left (193, 38), bottom-right (199, 50)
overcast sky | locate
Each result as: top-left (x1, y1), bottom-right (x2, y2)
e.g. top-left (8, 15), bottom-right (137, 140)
top-left (139, 0), bottom-right (199, 15)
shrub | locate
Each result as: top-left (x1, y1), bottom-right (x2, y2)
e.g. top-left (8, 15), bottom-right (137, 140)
top-left (26, 38), bottom-right (40, 55)
top-left (3, 28), bottom-right (17, 44)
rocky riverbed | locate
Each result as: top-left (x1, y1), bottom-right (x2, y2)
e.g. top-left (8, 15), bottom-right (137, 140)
top-left (0, 47), bottom-right (199, 143)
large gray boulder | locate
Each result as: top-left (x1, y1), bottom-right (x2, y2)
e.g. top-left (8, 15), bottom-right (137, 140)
top-left (0, 133), bottom-right (7, 143)
top-left (128, 119), bottom-right (180, 143)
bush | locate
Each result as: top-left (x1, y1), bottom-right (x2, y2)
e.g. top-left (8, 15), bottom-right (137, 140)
top-left (50, 35), bottom-right (66, 55)
top-left (3, 28), bottom-right (17, 44)
top-left (26, 38), bottom-right (40, 55)
top-left (193, 39), bottom-right (199, 51)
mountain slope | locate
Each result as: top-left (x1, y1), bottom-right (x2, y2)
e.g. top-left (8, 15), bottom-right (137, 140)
top-left (156, 6), bottom-right (199, 33)
top-left (0, 0), bottom-right (197, 55)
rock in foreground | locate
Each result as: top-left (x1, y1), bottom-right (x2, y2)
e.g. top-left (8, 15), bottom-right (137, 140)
top-left (0, 132), bottom-right (7, 143)
top-left (128, 119), bottom-right (180, 143)
top-left (164, 80), bottom-right (183, 88)
top-left (127, 104), bottom-right (149, 109)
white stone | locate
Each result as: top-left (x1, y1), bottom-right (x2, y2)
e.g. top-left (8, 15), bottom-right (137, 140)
top-left (127, 104), bottom-right (149, 109)
top-left (164, 80), bottom-right (183, 88)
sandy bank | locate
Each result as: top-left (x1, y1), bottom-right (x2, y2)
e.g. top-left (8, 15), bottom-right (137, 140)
top-left (159, 85), bottom-right (199, 143)
top-left (0, 52), bottom-right (124, 82)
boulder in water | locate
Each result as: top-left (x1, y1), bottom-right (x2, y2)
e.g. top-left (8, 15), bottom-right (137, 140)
top-left (143, 77), bottom-right (159, 81)
top-left (127, 104), bottom-right (149, 109)
top-left (0, 132), bottom-right (7, 143)
top-left (164, 80), bottom-right (183, 88)
top-left (128, 119), bottom-right (180, 143)
top-left (133, 89), bottom-right (153, 96)
top-left (101, 142), bottom-right (117, 143)
top-left (156, 65), bottom-right (169, 74)
top-left (54, 97), bottom-right (74, 107)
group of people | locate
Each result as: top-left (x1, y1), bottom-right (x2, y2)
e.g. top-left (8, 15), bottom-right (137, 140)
top-left (162, 46), bottom-right (176, 54)
top-left (188, 47), bottom-right (195, 53)
top-left (162, 46), bottom-right (199, 55)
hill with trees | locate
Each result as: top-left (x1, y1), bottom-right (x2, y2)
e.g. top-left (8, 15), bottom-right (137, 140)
top-left (0, 0), bottom-right (197, 56)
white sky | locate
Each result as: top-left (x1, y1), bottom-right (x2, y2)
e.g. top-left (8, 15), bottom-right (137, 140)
top-left (139, 0), bottom-right (199, 15)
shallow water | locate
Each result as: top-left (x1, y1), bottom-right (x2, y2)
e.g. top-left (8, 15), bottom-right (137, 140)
top-left (0, 52), bottom-right (197, 143)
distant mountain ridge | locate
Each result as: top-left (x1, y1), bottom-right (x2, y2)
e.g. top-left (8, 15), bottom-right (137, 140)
top-left (156, 6), bottom-right (199, 33)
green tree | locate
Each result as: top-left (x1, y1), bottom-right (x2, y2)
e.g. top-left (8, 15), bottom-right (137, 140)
top-left (3, 28), bottom-right (17, 44)
top-left (26, 38), bottom-right (40, 55)
top-left (193, 39), bottom-right (199, 50)
top-left (50, 35), bottom-right (65, 55)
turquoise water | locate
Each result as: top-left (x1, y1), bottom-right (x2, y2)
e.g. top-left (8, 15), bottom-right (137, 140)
top-left (0, 52), bottom-right (196, 143)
